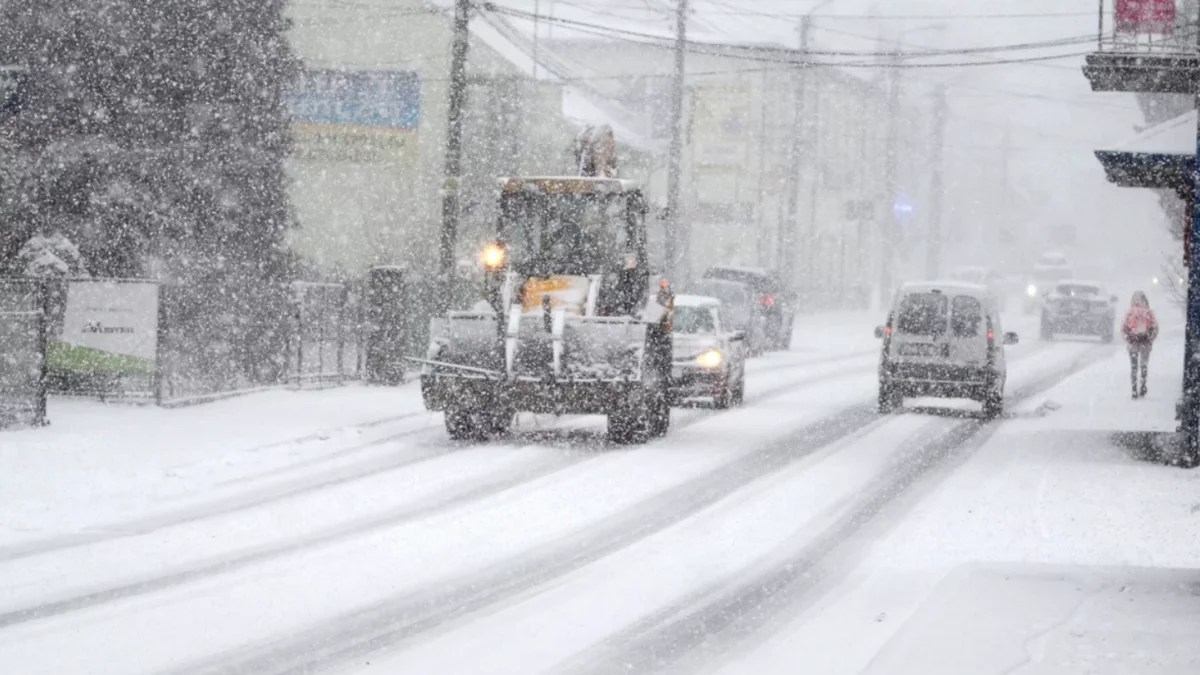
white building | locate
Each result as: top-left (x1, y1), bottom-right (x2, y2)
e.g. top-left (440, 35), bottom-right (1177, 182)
top-left (285, 0), bottom-right (579, 274)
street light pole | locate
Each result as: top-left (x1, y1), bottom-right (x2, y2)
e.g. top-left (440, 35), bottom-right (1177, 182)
top-left (926, 83), bottom-right (947, 279)
top-left (878, 52), bottom-right (901, 308)
top-left (782, 17), bottom-right (811, 291)
top-left (878, 23), bottom-right (945, 307)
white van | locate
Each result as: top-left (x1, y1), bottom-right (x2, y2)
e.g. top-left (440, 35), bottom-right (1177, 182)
top-left (875, 282), bottom-right (1018, 417)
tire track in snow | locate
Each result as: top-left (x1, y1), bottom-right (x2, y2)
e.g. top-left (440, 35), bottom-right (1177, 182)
top-left (1, 338), bottom-right (1042, 567)
top-left (0, 341), bottom-right (1064, 636)
top-left (0, 421), bottom-right (452, 563)
top-left (115, 343), bottom-right (1070, 674)
top-left (0, 353), bottom-right (885, 628)
top-left (558, 345), bottom-right (1112, 675)
top-left (0, 451), bottom-right (591, 631)
top-left (150, 405), bottom-right (886, 675)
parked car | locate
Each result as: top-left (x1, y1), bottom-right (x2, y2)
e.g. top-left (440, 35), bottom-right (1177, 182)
top-left (669, 294), bottom-right (747, 408)
top-left (1040, 280), bottom-right (1117, 342)
top-left (687, 278), bottom-right (766, 356)
top-left (701, 265), bottom-right (794, 350)
top-left (875, 281), bottom-right (1018, 418)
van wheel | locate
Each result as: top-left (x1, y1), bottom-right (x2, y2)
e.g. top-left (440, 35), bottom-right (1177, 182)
top-left (981, 381), bottom-right (1004, 419)
top-left (878, 382), bottom-right (901, 414)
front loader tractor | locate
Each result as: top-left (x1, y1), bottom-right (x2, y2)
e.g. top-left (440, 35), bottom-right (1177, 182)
top-left (418, 127), bottom-right (674, 444)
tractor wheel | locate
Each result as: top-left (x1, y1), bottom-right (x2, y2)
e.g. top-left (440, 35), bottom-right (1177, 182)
top-left (445, 408), bottom-right (512, 441)
top-left (610, 365), bottom-right (669, 444)
top-left (445, 409), bottom-right (483, 441)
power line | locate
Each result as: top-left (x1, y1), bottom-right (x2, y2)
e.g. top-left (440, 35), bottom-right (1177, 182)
top-left (486, 4), bottom-right (1102, 59)
top-left (545, 0), bottom-right (1096, 20)
top-left (484, 6), bottom-right (1105, 69)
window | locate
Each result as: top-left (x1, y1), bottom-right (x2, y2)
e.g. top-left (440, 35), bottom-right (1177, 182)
top-left (951, 295), bottom-right (983, 337)
top-left (896, 293), bottom-right (948, 336)
top-left (500, 192), bottom-right (629, 275)
top-left (673, 306), bottom-right (716, 334)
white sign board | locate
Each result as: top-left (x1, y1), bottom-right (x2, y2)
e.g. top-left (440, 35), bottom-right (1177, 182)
top-left (57, 280), bottom-right (159, 373)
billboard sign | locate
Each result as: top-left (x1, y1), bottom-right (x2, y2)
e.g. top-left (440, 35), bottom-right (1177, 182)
top-left (289, 69), bottom-right (420, 163)
top-left (50, 280), bottom-right (159, 376)
top-left (291, 70), bottom-right (420, 129)
top-left (1116, 0), bottom-right (1175, 33)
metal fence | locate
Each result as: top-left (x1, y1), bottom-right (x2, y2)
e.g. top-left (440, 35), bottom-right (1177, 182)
top-left (290, 281), bottom-right (363, 387)
top-left (158, 282), bottom-right (294, 405)
top-left (157, 280), bottom-right (367, 405)
top-left (0, 278), bottom-right (46, 428)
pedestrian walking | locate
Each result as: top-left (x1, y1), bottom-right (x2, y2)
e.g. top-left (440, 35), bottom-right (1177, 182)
top-left (1121, 290), bottom-right (1159, 399)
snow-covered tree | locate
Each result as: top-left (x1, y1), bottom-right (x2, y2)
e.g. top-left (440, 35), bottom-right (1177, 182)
top-left (0, 0), bottom-right (298, 280)
top-left (16, 232), bottom-right (88, 278)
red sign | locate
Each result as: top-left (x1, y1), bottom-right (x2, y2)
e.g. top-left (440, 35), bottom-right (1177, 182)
top-left (1116, 0), bottom-right (1176, 33)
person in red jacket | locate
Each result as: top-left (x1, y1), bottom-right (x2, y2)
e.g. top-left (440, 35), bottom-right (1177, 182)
top-left (1121, 290), bottom-right (1159, 399)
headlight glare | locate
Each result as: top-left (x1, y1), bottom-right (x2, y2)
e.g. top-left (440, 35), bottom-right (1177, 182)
top-left (696, 349), bottom-right (723, 368)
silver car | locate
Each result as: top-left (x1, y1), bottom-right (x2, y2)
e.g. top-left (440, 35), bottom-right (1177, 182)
top-left (669, 295), bottom-right (747, 408)
top-left (1040, 280), bottom-right (1117, 342)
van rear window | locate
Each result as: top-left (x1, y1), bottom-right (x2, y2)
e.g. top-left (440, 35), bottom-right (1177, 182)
top-left (951, 295), bottom-right (983, 337)
top-left (896, 293), bottom-right (948, 336)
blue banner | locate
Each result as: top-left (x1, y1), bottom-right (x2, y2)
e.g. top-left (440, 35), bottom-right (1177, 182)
top-left (291, 70), bottom-right (420, 130)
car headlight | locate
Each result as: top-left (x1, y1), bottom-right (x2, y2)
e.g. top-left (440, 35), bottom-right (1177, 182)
top-left (696, 349), bottom-right (723, 368)
top-left (1026, 284), bottom-right (1037, 297)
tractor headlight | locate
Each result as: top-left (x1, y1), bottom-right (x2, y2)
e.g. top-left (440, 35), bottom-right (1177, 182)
top-left (696, 349), bottom-right (723, 368)
top-left (1026, 284), bottom-right (1037, 297)
top-left (482, 243), bottom-right (506, 270)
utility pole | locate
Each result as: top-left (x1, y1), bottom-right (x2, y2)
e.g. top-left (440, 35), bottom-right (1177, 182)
top-left (877, 52), bottom-right (901, 308)
top-left (754, 68), bottom-right (770, 266)
top-left (782, 16), bottom-right (812, 295)
top-left (532, 0), bottom-right (540, 80)
top-left (665, 0), bottom-right (688, 282)
top-left (925, 83), bottom-right (947, 279)
top-left (440, 0), bottom-right (471, 286)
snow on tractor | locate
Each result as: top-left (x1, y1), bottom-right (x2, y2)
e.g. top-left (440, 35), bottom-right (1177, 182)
top-left (417, 126), bottom-right (675, 444)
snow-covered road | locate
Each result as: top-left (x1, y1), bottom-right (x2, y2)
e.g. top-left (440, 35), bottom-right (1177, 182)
top-left (2, 311), bottom-right (1195, 675)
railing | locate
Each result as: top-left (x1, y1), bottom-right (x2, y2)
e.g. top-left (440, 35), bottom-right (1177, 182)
top-left (1097, 0), bottom-right (1199, 54)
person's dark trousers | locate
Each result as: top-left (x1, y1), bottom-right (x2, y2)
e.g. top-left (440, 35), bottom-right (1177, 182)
top-left (1129, 340), bottom-right (1152, 398)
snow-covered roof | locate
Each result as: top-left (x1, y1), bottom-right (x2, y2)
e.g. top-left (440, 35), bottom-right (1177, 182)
top-left (424, 2), bottom-right (657, 152)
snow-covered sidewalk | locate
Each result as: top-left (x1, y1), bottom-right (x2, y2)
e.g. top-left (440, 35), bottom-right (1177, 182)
top-left (726, 331), bottom-right (1200, 675)
top-left (0, 383), bottom-right (436, 545)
